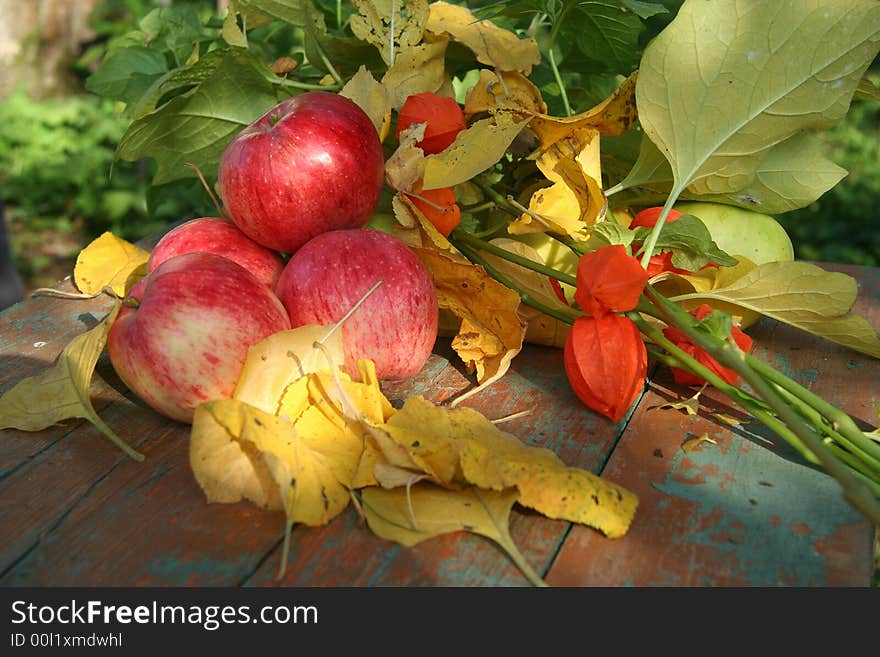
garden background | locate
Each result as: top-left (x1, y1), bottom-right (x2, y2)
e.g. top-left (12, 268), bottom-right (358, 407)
top-left (0, 0), bottom-right (878, 297)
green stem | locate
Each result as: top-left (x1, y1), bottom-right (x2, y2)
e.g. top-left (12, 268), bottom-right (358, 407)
top-left (547, 47), bottom-right (572, 117)
top-left (451, 230), bottom-right (577, 287)
top-left (274, 77), bottom-right (342, 92)
top-left (644, 286), bottom-right (880, 523)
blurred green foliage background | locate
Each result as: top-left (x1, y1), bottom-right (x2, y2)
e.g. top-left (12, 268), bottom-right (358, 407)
top-left (0, 0), bottom-right (877, 293)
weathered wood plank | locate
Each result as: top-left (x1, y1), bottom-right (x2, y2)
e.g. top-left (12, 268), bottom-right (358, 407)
top-left (545, 264), bottom-right (879, 586)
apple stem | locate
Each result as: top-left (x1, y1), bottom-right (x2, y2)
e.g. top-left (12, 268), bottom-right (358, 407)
top-left (317, 279), bottom-right (384, 345)
top-left (185, 162), bottom-right (226, 219)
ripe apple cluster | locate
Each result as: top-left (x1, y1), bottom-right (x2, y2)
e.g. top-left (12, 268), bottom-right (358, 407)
top-left (107, 91), bottom-right (439, 424)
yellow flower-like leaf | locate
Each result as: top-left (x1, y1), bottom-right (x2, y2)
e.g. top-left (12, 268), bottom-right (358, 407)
top-left (350, 0), bottom-right (429, 66)
top-left (233, 325), bottom-right (345, 415)
top-left (509, 128), bottom-right (605, 239)
top-left (422, 113), bottom-right (530, 190)
top-left (518, 72), bottom-right (639, 149)
top-left (464, 69), bottom-right (547, 117)
top-left (73, 231), bottom-right (149, 297)
top-left (412, 246), bottom-right (525, 385)
top-left (373, 396), bottom-right (638, 539)
top-left (381, 38), bottom-right (449, 109)
top-left (362, 484), bottom-right (547, 586)
top-left (340, 65), bottom-right (393, 141)
top-left (0, 302), bottom-right (142, 461)
top-left (425, 1), bottom-right (540, 74)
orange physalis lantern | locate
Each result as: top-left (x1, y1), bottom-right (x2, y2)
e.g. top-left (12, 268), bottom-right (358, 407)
top-left (563, 313), bottom-right (647, 423)
top-left (574, 245), bottom-right (648, 316)
top-left (662, 304), bottom-right (753, 386)
top-left (407, 182), bottom-right (462, 237)
top-left (396, 92), bottom-right (467, 155)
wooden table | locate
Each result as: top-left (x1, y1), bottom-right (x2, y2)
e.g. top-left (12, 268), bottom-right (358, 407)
top-left (0, 262), bottom-right (876, 587)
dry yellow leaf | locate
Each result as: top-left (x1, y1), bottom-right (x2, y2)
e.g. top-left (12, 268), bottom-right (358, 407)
top-left (509, 128), bottom-right (606, 239)
top-left (0, 302), bottom-right (142, 461)
top-left (422, 113), bottom-right (530, 190)
top-left (681, 433), bottom-right (718, 453)
top-left (73, 231), bottom-right (149, 297)
top-left (426, 1), bottom-right (540, 74)
top-left (385, 123), bottom-right (427, 193)
top-left (233, 325), bottom-right (345, 415)
top-left (381, 38), bottom-right (449, 109)
top-left (340, 65), bottom-right (393, 141)
top-left (518, 72), bottom-right (639, 149)
top-left (464, 69), bottom-right (547, 117)
top-left (373, 396), bottom-right (638, 539)
top-left (361, 484), bottom-right (547, 586)
top-left (350, 0), bottom-right (429, 66)
top-left (413, 246), bottom-right (525, 385)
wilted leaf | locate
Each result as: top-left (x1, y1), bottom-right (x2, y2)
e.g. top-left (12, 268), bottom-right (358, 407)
top-left (464, 69), bottom-right (546, 117)
top-left (340, 65), bottom-right (393, 139)
top-left (0, 303), bottom-right (142, 461)
top-left (671, 261), bottom-right (880, 358)
top-left (713, 413), bottom-right (744, 428)
top-left (518, 72), bottom-right (638, 148)
top-left (191, 397), bottom-right (360, 525)
top-left (73, 232), bottom-right (149, 297)
top-left (361, 484), bottom-right (546, 585)
top-left (681, 433), bottom-right (717, 453)
top-left (652, 386), bottom-right (704, 416)
top-left (422, 113), bottom-right (530, 190)
top-left (632, 0), bottom-right (880, 197)
top-left (508, 128), bottom-right (605, 239)
top-left (349, 0), bottom-right (429, 66)
top-left (233, 325), bottom-right (345, 415)
top-left (413, 247), bottom-right (525, 384)
top-left (385, 123), bottom-right (427, 193)
top-left (380, 397), bottom-right (638, 538)
top-left (425, 1), bottom-right (540, 74)
top-left (381, 38), bottom-right (448, 109)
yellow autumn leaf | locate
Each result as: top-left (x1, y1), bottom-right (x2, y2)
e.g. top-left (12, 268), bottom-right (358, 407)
top-left (464, 69), bottom-right (547, 117)
top-left (0, 302), bottom-right (142, 461)
top-left (73, 231), bottom-right (150, 297)
top-left (349, 0), bottom-right (430, 66)
top-left (381, 38), bottom-right (449, 109)
top-left (190, 397), bottom-right (360, 525)
top-left (681, 433), bottom-right (717, 453)
top-left (361, 484), bottom-right (547, 586)
top-left (385, 123), bottom-right (427, 193)
top-left (508, 128), bottom-right (606, 239)
top-left (422, 113), bottom-right (530, 190)
top-left (516, 72), bottom-right (639, 149)
top-left (233, 325), bottom-right (346, 415)
top-left (340, 65), bottom-right (393, 141)
top-left (412, 246), bottom-right (525, 385)
top-left (425, 1), bottom-right (540, 74)
top-left (391, 193), bottom-right (460, 255)
top-left (373, 396), bottom-right (638, 539)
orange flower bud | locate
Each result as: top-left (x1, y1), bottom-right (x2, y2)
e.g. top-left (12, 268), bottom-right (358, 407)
top-left (397, 92), bottom-right (467, 155)
top-left (574, 245), bottom-right (649, 316)
top-left (407, 183), bottom-right (461, 237)
top-left (563, 313), bottom-right (647, 423)
top-left (662, 304), bottom-right (753, 386)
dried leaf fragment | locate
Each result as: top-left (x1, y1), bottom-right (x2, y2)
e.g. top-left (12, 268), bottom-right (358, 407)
top-left (350, 0), bottom-right (429, 66)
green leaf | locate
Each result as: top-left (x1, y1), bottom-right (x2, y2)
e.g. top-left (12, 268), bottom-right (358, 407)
top-left (138, 6), bottom-right (213, 65)
top-left (854, 74), bottom-right (880, 102)
top-left (564, 1), bottom-right (644, 74)
top-left (635, 0), bottom-right (880, 197)
top-left (115, 53), bottom-right (284, 184)
top-left (680, 134), bottom-right (848, 214)
top-left (621, 0), bottom-right (668, 20)
top-left (584, 219), bottom-right (636, 251)
top-left (671, 261), bottom-right (880, 358)
top-left (633, 214), bottom-right (738, 270)
top-left (361, 484), bottom-right (547, 587)
top-left (84, 46), bottom-right (168, 104)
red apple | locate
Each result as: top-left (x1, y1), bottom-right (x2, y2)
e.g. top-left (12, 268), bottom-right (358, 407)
top-left (274, 229), bottom-right (438, 380)
top-left (217, 91), bottom-right (385, 254)
top-left (148, 217), bottom-right (286, 287)
top-left (107, 252), bottom-right (291, 423)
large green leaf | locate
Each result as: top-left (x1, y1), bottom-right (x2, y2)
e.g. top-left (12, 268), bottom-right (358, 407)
top-left (115, 53), bottom-right (285, 184)
top-left (671, 261), bottom-right (880, 358)
top-left (84, 46), bottom-right (168, 105)
top-left (568, 1), bottom-right (645, 74)
top-left (619, 132), bottom-right (848, 214)
top-left (634, 0), bottom-right (880, 197)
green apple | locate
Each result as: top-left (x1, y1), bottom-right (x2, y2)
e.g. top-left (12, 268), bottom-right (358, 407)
top-left (673, 201), bottom-right (795, 265)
